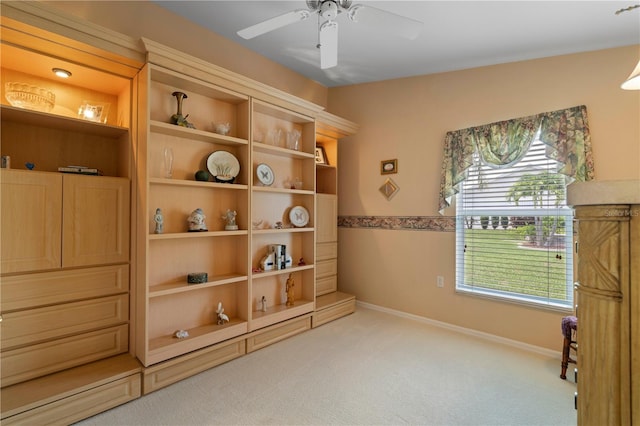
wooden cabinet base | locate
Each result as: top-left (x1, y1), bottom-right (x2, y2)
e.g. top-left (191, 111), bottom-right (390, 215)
top-left (0, 354), bottom-right (141, 425)
top-left (313, 292), bottom-right (356, 328)
top-left (246, 315), bottom-right (312, 353)
top-left (143, 338), bottom-right (246, 394)
top-left (2, 325), bottom-right (129, 387)
top-left (144, 314), bottom-right (313, 393)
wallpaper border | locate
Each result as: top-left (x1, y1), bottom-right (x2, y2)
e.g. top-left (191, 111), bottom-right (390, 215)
top-left (338, 215), bottom-right (455, 232)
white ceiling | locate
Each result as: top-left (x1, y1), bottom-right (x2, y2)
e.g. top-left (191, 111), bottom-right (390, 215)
top-left (154, 1), bottom-right (640, 88)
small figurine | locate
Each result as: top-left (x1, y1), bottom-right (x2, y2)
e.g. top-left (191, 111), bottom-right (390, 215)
top-left (215, 122), bottom-right (230, 135)
top-left (285, 273), bottom-right (295, 307)
top-left (188, 208), bottom-right (207, 232)
top-left (25, 162), bottom-right (35, 170)
top-left (222, 209), bottom-right (238, 230)
top-left (297, 257), bottom-right (306, 266)
top-left (174, 329), bottom-right (189, 339)
top-left (216, 302), bottom-right (229, 325)
top-left (274, 221), bottom-right (283, 229)
top-left (154, 208), bottom-right (164, 234)
top-left (261, 296), bottom-right (267, 312)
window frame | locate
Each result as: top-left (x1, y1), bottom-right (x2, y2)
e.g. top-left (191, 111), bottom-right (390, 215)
top-left (454, 141), bottom-right (575, 312)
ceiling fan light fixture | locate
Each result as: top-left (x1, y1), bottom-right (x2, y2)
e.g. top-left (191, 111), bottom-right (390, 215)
top-left (237, 1), bottom-right (424, 70)
top-left (319, 19), bottom-right (338, 69)
top-left (320, 1), bottom-right (339, 20)
top-left (621, 59), bottom-right (640, 90)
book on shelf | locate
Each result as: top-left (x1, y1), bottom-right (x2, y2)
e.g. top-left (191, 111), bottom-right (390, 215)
top-left (58, 166), bottom-right (103, 175)
top-left (268, 244), bottom-right (287, 270)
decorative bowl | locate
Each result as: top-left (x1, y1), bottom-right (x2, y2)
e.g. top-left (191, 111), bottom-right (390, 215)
top-left (5, 82), bottom-right (55, 112)
top-left (187, 272), bottom-right (208, 284)
top-left (214, 122), bottom-right (230, 135)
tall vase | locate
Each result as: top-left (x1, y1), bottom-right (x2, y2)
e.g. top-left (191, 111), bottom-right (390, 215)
top-left (171, 91), bottom-right (187, 124)
top-left (170, 91), bottom-right (195, 128)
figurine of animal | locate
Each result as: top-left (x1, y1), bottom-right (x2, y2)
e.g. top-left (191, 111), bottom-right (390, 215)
top-left (216, 302), bottom-right (229, 325)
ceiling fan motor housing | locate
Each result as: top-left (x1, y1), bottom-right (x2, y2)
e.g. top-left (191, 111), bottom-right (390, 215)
top-left (306, 0), bottom-right (353, 19)
top-left (320, 1), bottom-right (339, 19)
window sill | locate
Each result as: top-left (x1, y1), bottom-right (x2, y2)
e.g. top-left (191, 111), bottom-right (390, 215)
top-left (455, 286), bottom-right (574, 314)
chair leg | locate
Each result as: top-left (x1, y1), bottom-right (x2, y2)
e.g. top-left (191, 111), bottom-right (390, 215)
top-left (560, 336), bottom-right (570, 379)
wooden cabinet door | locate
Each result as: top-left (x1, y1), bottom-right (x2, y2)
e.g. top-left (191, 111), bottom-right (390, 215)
top-left (1, 170), bottom-right (62, 274)
top-left (62, 175), bottom-right (130, 267)
top-left (316, 194), bottom-right (337, 243)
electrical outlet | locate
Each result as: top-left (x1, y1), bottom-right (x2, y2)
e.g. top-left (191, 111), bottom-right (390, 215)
top-left (437, 276), bottom-right (444, 288)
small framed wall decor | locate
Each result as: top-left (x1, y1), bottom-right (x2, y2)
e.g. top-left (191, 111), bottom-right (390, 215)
top-left (78, 101), bottom-right (110, 123)
top-left (315, 146), bottom-right (328, 165)
top-left (381, 159), bottom-right (397, 174)
top-left (379, 178), bottom-right (399, 200)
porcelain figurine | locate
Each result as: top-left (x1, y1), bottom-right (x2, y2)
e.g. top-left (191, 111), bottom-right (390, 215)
top-left (215, 122), bottom-right (230, 135)
top-left (188, 208), bottom-right (207, 232)
top-left (216, 302), bottom-right (229, 325)
top-left (154, 208), bottom-right (164, 234)
top-left (222, 209), bottom-right (238, 230)
top-left (174, 329), bottom-right (189, 339)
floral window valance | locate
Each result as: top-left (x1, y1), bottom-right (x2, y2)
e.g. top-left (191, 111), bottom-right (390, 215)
top-left (438, 105), bottom-right (594, 213)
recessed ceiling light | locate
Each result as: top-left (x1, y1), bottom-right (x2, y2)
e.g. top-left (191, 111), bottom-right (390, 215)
top-left (52, 68), bottom-right (72, 78)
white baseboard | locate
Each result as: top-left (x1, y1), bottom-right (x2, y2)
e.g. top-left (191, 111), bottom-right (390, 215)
top-left (356, 300), bottom-right (560, 359)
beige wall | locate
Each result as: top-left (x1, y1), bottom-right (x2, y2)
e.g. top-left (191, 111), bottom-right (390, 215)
top-left (327, 45), bottom-right (640, 351)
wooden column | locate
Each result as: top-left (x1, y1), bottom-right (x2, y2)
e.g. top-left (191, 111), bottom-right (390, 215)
top-left (574, 205), bottom-right (631, 425)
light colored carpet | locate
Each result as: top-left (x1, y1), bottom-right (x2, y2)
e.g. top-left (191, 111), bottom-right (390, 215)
top-left (77, 307), bottom-right (577, 425)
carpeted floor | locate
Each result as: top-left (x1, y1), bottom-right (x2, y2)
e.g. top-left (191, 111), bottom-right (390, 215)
top-left (77, 306), bottom-right (577, 425)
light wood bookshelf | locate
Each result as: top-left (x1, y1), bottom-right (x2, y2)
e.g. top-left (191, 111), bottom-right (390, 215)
top-left (312, 111), bottom-right (359, 327)
top-left (1, 4), bottom-right (359, 421)
top-left (0, 13), bottom-right (142, 424)
top-left (136, 62), bottom-right (251, 367)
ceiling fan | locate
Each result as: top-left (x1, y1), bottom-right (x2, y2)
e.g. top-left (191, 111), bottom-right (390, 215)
top-left (237, 0), bottom-right (423, 70)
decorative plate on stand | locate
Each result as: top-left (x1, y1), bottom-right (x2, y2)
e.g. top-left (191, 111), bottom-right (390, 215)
top-left (289, 206), bottom-right (309, 227)
top-left (207, 151), bottom-right (240, 183)
top-left (256, 163), bottom-right (274, 186)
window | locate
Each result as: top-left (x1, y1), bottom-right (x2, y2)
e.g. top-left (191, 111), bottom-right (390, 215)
top-left (455, 135), bottom-right (574, 310)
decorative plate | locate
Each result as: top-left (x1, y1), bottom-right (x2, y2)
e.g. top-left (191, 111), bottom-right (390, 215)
top-left (289, 206), bottom-right (309, 227)
top-left (207, 151), bottom-right (240, 182)
top-left (256, 163), bottom-right (274, 186)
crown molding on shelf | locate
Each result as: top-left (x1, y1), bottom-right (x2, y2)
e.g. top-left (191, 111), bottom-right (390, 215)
top-left (142, 38), bottom-right (325, 119)
top-left (0, 2), bottom-right (145, 74)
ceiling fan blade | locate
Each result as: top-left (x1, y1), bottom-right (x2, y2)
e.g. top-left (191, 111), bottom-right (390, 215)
top-left (237, 9), bottom-right (312, 39)
top-left (319, 20), bottom-right (338, 69)
top-left (348, 4), bottom-right (423, 40)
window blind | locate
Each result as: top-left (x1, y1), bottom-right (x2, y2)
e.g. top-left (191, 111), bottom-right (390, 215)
top-left (456, 136), bottom-right (574, 308)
